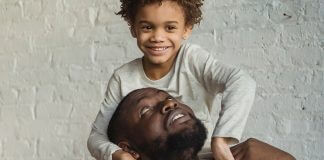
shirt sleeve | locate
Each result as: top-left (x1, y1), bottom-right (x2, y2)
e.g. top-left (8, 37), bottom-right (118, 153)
top-left (188, 45), bottom-right (256, 143)
top-left (87, 73), bottom-right (122, 160)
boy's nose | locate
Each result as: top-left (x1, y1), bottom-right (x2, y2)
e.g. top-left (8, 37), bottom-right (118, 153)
top-left (150, 29), bottom-right (165, 42)
top-left (161, 98), bottom-right (178, 114)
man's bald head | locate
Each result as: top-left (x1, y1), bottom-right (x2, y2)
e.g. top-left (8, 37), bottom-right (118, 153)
top-left (107, 88), bottom-right (207, 160)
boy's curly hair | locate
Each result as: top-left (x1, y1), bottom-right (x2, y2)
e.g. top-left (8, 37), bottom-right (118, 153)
top-left (116, 0), bottom-right (204, 27)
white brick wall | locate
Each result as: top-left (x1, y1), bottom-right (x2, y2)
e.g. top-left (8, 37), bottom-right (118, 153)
top-left (0, 0), bottom-right (323, 160)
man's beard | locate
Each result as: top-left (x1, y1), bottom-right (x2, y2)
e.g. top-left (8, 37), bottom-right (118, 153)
top-left (142, 117), bottom-right (207, 160)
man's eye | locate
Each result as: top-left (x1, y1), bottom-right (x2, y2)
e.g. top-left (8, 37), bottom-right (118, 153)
top-left (140, 107), bottom-right (150, 116)
top-left (166, 96), bottom-right (173, 101)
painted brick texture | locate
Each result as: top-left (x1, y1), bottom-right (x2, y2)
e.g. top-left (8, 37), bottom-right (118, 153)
top-left (0, 0), bottom-right (323, 160)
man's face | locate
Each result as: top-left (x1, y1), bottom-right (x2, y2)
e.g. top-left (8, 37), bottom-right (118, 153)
top-left (120, 88), bottom-right (205, 159)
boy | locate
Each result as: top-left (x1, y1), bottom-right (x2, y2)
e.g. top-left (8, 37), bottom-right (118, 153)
top-left (87, 0), bottom-right (256, 160)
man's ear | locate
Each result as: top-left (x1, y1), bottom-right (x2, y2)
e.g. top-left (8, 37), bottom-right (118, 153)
top-left (118, 141), bottom-right (140, 159)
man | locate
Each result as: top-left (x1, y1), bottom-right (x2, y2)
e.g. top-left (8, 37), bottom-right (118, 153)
top-left (107, 88), bottom-right (295, 160)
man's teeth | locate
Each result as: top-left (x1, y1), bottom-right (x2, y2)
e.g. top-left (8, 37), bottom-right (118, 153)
top-left (172, 114), bottom-right (184, 122)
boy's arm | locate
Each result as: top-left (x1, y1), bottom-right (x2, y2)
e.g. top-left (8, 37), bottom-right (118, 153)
top-left (87, 74), bottom-right (134, 160)
top-left (211, 137), bottom-right (234, 160)
top-left (187, 45), bottom-right (256, 159)
top-left (230, 138), bottom-right (296, 160)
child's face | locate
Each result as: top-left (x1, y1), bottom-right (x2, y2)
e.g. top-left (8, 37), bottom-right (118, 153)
top-left (132, 1), bottom-right (192, 66)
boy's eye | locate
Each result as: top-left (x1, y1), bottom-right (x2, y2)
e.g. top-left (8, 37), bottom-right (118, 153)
top-left (141, 25), bottom-right (152, 31)
top-left (166, 26), bottom-right (176, 31)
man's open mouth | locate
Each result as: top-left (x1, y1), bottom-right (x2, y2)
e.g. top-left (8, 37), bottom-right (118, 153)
top-left (166, 109), bottom-right (191, 128)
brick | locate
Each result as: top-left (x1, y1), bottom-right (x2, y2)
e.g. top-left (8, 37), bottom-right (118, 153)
top-left (0, 55), bottom-right (15, 72)
top-left (88, 7), bottom-right (98, 26)
top-left (12, 119), bottom-right (59, 139)
top-left (0, 140), bottom-right (2, 157)
top-left (17, 86), bottom-right (36, 105)
top-left (267, 1), bottom-right (300, 25)
top-left (281, 22), bottom-right (320, 48)
top-left (38, 138), bottom-right (73, 158)
top-left (20, 0), bottom-right (42, 19)
top-left (53, 82), bottom-right (101, 103)
top-left (286, 47), bottom-right (323, 68)
top-left (73, 26), bottom-right (108, 44)
top-left (97, 6), bottom-right (120, 25)
top-left (54, 122), bottom-right (90, 139)
top-left (3, 138), bottom-right (35, 158)
top-left (0, 35), bottom-right (31, 53)
top-left (70, 102), bottom-right (101, 123)
top-left (96, 44), bottom-right (126, 61)
top-left (34, 31), bottom-right (81, 49)
top-left (0, 86), bottom-right (18, 105)
top-left (8, 19), bottom-right (46, 41)
top-left (320, 0), bottom-right (324, 21)
top-left (1, 105), bottom-right (34, 124)
top-left (15, 51), bottom-right (51, 72)
top-left (310, 70), bottom-right (324, 94)
top-left (35, 85), bottom-right (55, 103)
top-left (222, 28), bottom-right (277, 48)
top-left (0, 2), bottom-right (23, 23)
top-left (124, 40), bottom-right (142, 59)
top-left (68, 64), bottom-right (102, 82)
top-left (72, 140), bottom-right (89, 159)
top-left (233, 4), bottom-right (269, 27)
top-left (190, 33), bottom-right (216, 53)
top-left (105, 22), bottom-right (129, 34)
top-left (36, 102), bottom-right (72, 119)
top-left (52, 46), bottom-right (92, 67)
top-left (304, 1), bottom-right (321, 22)
top-left (13, 68), bottom-right (70, 86)
top-left (199, 7), bottom-right (235, 31)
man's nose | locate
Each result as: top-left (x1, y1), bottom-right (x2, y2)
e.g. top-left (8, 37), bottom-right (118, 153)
top-left (161, 99), bottom-right (178, 114)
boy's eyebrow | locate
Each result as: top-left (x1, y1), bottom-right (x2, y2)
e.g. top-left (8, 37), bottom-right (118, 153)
top-left (138, 20), bottom-right (179, 24)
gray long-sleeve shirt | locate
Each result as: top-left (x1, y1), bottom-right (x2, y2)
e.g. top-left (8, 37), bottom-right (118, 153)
top-left (87, 43), bottom-right (256, 160)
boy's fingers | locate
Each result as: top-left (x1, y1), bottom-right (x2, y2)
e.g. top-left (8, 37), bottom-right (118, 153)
top-left (230, 142), bottom-right (244, 155)
top-left (232, 147), bottom-right (246, 160)
top-left (231, 146), bottom-right (243, 157)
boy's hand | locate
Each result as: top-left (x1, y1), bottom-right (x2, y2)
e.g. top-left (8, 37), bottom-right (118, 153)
top-left (230, 138), bottom-right (296, 160)
top-left (211, 137), bottom-right (235, 160)
top-left (112, 150), bottom-right (136, 160)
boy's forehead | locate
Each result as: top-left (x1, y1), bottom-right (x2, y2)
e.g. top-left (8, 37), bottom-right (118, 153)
top-left (135, 1), bottom-right (185, 19)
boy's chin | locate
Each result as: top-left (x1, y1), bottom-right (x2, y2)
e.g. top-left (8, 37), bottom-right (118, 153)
top-left (143, 56), bottom-right (170, 65)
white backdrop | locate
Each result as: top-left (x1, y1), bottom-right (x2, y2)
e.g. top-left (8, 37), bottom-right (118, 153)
top-left (0, 0), bottom-right (323, 159)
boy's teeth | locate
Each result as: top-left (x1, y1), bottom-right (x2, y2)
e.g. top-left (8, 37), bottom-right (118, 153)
top-left (151, 47), bottom-right (167, 51)
top-left (172, 114), bottom-right (184, 122)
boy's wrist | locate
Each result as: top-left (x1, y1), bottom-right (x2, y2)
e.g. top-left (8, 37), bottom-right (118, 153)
top-left (211, 137), bottom-right (235, 160)
top-left (112, 149), bottom-right (135, 160)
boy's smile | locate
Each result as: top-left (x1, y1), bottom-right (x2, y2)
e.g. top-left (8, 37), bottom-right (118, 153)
top-left (132, 0), bottom-right (192, 76)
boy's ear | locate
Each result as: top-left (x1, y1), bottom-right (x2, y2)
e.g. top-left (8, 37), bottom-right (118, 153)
top-left (118, 141), bottom-right (140, 159)
top-left (130, 27), bottom-right (137, 38)
top-left (183, 25), bottom-right (193, 40)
